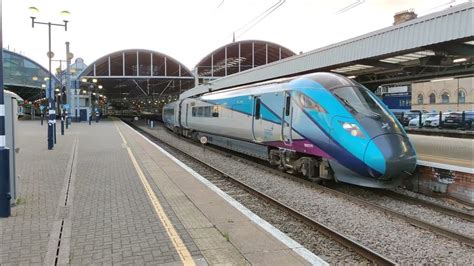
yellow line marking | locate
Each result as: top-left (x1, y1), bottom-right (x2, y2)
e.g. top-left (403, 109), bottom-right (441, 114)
top-left (115, 123), bottom-right (195, 266)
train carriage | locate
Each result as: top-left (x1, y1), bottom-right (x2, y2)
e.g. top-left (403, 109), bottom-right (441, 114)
top-left (163, 72), bottom-right (417, 188)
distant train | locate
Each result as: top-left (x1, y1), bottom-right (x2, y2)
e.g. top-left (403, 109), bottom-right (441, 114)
top-left (163, 73), bottom-right (417, 188)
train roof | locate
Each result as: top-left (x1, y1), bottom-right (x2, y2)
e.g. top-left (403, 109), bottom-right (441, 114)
top-left (198, 72), bottom-right (360, 98)
top-left (302, 72), bottom-right (360, 90)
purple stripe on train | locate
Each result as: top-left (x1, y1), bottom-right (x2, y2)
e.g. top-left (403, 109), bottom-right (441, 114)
top-left (264, 139), bottom-right (332, 159)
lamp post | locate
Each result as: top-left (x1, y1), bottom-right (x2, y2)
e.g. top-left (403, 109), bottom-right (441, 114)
top-left (29, 7), bottom-right (70, 150)
top-left (80, 78), bottom-right (101, 124)
top-left (52, 57), bottom-right (72, 134)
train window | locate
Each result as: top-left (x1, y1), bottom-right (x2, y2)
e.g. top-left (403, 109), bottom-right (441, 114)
top-left (197, 107), bottom-right (203, 117)
top-left (212, 105), bottom-right (219, 117)
top-left (192, 107), bottom-right (197, 117)
top-left (285, 94), bottom-right (291, 116)
top-left (294, 92), bottom-right (326, 113)
top-left (204, 106), bottom-right (211, 117)
top-left (255, 98), bottom-right (261, 119)
top-left (164, 109), bottom-right (174, 116)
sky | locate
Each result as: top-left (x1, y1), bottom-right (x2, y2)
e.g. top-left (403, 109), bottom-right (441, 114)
top-left (2, 0), bottom-right (468, 73)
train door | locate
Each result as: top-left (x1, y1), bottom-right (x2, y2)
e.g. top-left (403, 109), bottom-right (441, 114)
top-left (281, 91), bottom-right (293, 145)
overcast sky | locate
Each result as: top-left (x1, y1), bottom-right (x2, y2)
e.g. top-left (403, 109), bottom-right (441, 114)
top-left (3, 0), bottom-right (467, 72)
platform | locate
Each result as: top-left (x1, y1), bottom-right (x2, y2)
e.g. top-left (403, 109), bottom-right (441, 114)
top-left (0, 120), bottom-right (323, 265)
top-left (408, 134), bottom-right (474, 170)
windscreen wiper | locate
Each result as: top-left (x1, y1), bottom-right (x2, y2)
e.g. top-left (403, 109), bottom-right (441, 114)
top-left (365, 109), bottom-right (382, 120)
top-left (334, 94), bottom-right (358, 114)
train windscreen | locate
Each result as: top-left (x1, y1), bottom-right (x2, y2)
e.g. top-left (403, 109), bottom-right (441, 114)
top-left (331, 86), bottom-right (389, 119)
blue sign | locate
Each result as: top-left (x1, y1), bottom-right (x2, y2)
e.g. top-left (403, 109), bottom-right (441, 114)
top-left (63, 104), bottom-right (70, 110)
top-left (39, 105), bottom-right (45, 111)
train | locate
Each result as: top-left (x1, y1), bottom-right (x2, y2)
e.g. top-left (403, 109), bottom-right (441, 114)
top-left (163, 72), bottom-right (417, 188)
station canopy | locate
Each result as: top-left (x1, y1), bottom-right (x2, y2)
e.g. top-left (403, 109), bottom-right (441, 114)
top-left (182, 2), bottom-right (474, 99)
top-left (195, 40), bottom-right (295, 81)
top-left (3, 49), bottom-right (60, 101)
top-left (77, 49), bottom-right (195, 108)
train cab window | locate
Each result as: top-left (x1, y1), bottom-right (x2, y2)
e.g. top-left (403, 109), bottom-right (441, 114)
top-left (192, 107), bottom-right (197, 117)
top-left (255, 98), bottom-right (261, 120)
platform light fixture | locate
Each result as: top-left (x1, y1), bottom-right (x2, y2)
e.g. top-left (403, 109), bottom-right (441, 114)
top-left (453, 58), bottom-right (467, 63)
top-left (98, 85), bottom-right (103, 89)
top-left (430, 77), bottom-right (454, 82)
top-left (81, 78), bottom-right (88, 82)
top-left (82, 90), bottom-right (87, 93)
top-left (92, 78), bottom-right (97, 83)
top-left (347, 75), bottom-right (356, 79)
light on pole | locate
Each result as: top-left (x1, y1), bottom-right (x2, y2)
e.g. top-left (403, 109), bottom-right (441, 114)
top-left (29, 7), bottom-right (70, 150)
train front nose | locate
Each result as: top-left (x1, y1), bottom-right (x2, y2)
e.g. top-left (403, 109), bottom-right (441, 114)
top-left (364, 134), bottom-right (417, 180)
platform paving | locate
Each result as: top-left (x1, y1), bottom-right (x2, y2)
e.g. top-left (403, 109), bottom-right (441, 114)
top-left (0, 119), bottom-right (316, 265)
top-left (408, 134), bottom-right (474, 168)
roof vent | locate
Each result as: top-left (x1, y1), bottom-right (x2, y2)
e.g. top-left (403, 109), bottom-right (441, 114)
top-left (393, 9), bottom-right (417, 25)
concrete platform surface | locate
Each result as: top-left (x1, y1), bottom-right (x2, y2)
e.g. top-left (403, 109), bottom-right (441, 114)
top-left (0, 120), bottom-right (323, 265)
top-left (409, 134), bottom-right (474, 169)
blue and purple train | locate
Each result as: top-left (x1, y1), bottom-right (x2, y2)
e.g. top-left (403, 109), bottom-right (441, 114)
top-left (163, 72), bottom-right (417, 188)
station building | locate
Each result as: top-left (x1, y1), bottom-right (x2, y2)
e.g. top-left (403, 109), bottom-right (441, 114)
top-left (411, 76), bottom-right (474, 112)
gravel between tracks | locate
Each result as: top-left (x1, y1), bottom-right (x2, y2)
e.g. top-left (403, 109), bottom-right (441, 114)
top-left (137, 122), bottom-right (474, 264)
top-left (334, 185), bottom-right (474, 238)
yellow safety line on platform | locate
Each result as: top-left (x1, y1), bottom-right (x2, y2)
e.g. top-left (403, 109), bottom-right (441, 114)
top-left (115, 123), bottom-right (195, 266)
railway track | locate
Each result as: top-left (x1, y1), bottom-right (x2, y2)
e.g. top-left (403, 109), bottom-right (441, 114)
top-left (376, 189), bottom-right (473, 222)
top-left (136, 121), bottom-right (474, 247)
top-left (126, 120), bottom-right (396, 265)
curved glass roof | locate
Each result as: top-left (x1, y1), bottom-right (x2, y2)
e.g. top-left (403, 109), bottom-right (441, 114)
top-left (3, 49), bottom-right (59, 100)
top-left (195, 40), bottom-right (295, 78)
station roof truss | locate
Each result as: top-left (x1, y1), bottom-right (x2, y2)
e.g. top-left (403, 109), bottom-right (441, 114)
top-left (3, 49), bottom-right (60, 101)
top-left (182, 1), bottom-right (474, 98)
top-left (194, 40), bottom-right (295, 80)
top-left (77, 49), bottom-right (196, 103)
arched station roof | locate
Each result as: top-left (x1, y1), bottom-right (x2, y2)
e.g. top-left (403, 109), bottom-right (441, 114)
top-left (77, 49), bottom-right (195, 104)
top-left (195, 40), bottom-right (295, 79)
top-left (3, 49), bottom-right (60, 100)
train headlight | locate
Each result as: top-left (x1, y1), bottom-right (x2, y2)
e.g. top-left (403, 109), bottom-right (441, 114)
top-left (340, 122), bottom-right (365, 138)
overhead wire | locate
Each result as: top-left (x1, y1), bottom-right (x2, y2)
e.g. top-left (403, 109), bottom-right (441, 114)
top-left (334, 0), bottom-right (365, 14)
top-left (217, 0), bottom-right (225, 8)
top-left (233, 0), bottom-right (286, 40)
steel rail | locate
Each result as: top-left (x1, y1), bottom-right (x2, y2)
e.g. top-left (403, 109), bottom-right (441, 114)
top-left (378, 190), bottom-right (473, 223)
top-left (126, 121), bottom-right (396, 265)
top-left (137, 120), bottom-right (474, 247)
